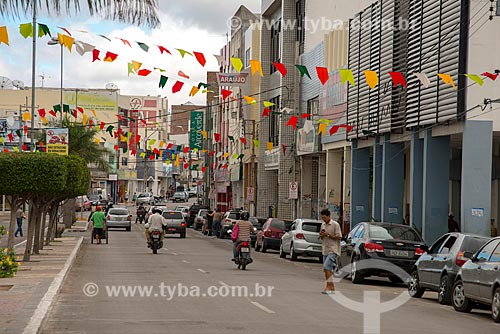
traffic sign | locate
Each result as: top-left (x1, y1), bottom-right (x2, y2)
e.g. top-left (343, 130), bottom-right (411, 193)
top-left (247, 187), bottom-right (255, 202)
top-left (289, 181), bottom-right (298, 200)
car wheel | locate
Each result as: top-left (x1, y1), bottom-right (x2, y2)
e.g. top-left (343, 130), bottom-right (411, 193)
top-left (492, 287), bottom-right (500, 323)
top-left (318, 256), bottom-right (323, 264)
top-left (126, 226), bottom-right (131, 232)
top-left (351, 256), bottom-right (364, 284)
top-left (254, 241), bottom-right (261, 252)
top-left (279, 243), bottom-right (286, 258)
top-left (261, 240), bottom-right (267, 253)
top-left (408, 270), bottom-right (425, 298)
top-left (438, 275), bottom-right (452, 305)
top-left (452, 279), bottom-right (472, 313)
top-left (290, 244), bottom-right (298, 261)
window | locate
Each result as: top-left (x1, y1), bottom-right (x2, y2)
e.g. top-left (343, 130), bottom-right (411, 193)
top-left (270, 19), bottom-right (281, 73)
top-left (490, 244), bottom-right (500, 262)
top-left (270, 220), bottom-right (286, 230)
top-left (245, 48), bottom-right (251, 68)
top-left (307, 97), bottom-right (319, 120)
top-left (163, 212), bottom-right (183, 219)
top-left (348, 224), bottom-right (362, 239)
top-left (440, 236), bottom-right (457, 254)
top-left (429, 235), bottom-right (449, 254)
top-left (354, 225), bottom-right (365, 239)
top-left (109, 209), bottom-right (129, 216)
top-left (368, 225), bottom-right (422, 241)
top-left (476, 240), bottom-right (500, 261)
top-left (296, 0), bottom-right (305, 54)
top-left (269, 96), bottom-right (281, 146)
top-left (462, 237), bottom-right (490, 253)
top-left (302, 222), bottom-right (322, 233)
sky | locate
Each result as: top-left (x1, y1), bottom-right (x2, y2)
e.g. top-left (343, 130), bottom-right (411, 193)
top-left (0, 0), bottom-right (261, 106)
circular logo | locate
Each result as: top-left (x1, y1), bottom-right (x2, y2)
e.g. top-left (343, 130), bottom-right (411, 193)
top-left (82, 282), bottom-right (99, 297)
top-left (130, 98), bottom-right (142, 110)
top-left (227, 16), bottom-right (243, 30)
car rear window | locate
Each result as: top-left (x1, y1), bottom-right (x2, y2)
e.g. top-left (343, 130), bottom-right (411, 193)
top-left (138, 193), bottom-right (148, 198)
top-left (369, 225), bottom-right (422, 241)
top-left (163, 212), bottom-right (183, 219)
top-left (228, 213), bottom-right (240, 219)
top-left (109, 209), bottom-right (128, 215)
top-left (462, 237), bottom-right (490, 252)
top-left (270, 220), bottom-right (286, 230)
top-left (302, 222), bottom-right (322, 233)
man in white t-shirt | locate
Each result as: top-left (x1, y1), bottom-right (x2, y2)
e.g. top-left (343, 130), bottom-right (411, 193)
top-left (319, 209), bottom-right (342, 294)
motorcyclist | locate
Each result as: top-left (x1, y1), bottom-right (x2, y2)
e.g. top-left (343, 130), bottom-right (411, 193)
top-left (136, 204), bottom-right (146, 224)
top-left (232, 211), bottom-right (254, 263)
top-left (144, 208), bottom-right (167, 248)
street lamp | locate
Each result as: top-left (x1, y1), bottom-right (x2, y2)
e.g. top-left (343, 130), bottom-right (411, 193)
top-left (47, 37), bottom-right (63, 126)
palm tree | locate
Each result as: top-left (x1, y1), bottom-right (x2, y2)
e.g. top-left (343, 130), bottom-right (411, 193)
top-left (0, 0), bottom-right (160, 28)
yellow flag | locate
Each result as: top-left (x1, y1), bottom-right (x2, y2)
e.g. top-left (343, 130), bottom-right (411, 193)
top-left (232, 153), bottom-right (239, 160)
top-left (230, 57), bottom-right (243, 72)
top-left (57, 33), bottom-right (64, 45)
top-left (62, 35), bottom-right (75, 52)
top-left (201, 149), bottom-right (208, 153)
top-left (22, 112), bottom-right (31, 122)
top-left (82, 114), bottom-right (88, 125)
top-left (244, 96), bottom-right (256, 104)
top-left (0, 26), bottom-right (9, 45)
top-left (263, 101), bottom-right (275, 107)
top-left (91, 109), bottom-right (96, 117)
top-left (437, 73), bottom-right (456, 90)
top-left (201, 130), bottom-right (208, 139)
top-left (318, 123), bottom-right (327, 135)
top-left (223, 152), bottom-right (230, 159)
top-left (120, 134), bottom-right (127, 142)
top-left (94, 138), bottom-right (101, 144)
top-left (132, 60), bottom-right (142, 72)
top-left (0, 137), bottom-right (5, 145)
top-left (159, 140), bottom-right (164, 148)
top-left (253, 139), bottom-right (260, 148)
top-left (340, 69), bottom-right (355, 86)
top-left (464, 74), bottom-right (484, 86)
top-left (250, 60), bottom-right (263, 77)
top-left (174, 155), bottom-right (180, 166)
top-left (364, 70), bottom-right (379, 89)
top-left (267, 142), bottom-right (273, 151)
top-left (189, 86), bottom-right (200, 97)
top-left (13, 147), bottom-right (19, 152)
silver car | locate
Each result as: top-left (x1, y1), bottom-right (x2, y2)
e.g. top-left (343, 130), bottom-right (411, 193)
top-left (280, 219), bottom-right (323, 262)
top-left (106, 207), bottom-right (132, 231)
top-left (452, 237), bottom-right (500, 322)
top-left (136, 192), bottom-right (154, 205)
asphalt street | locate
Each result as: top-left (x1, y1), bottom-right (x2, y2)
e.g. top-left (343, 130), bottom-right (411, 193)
top-left (40, 201), bottom-right (500, 334)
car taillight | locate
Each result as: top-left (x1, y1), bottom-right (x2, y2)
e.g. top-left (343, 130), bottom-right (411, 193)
top-left (456, 251), bottom-right (468, 267)
top-left (364, 242), bottom-right (384, 253)
top-left (127, 216), bottom-right (131, 221)
top-left (106, 215), bottom-right (110, 220)
top-left (295, 233), bottom-right (305, 239)
top-left (225, 219), bottom-right (231, 222)
top-left (181, 223), bottom-right (186, 227)
top-left (241, 241), bottom-right (249, 247)
top-left (415, 247), bottom-right (425, 256)
top-left (264, 230), bottom-right (272, 237)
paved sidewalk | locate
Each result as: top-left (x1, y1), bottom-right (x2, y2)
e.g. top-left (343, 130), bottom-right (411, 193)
top-left (0, 236), bottom-right (83, 334)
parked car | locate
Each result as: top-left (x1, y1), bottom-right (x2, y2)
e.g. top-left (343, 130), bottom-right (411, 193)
top-left (255, 218), bottom-right (287, 252)
top-left (193, 209), bottom-right (208, 230)
top-left (187, 204), bottom-right (209, 227)
top-left (172, 192), bottom-right (188, 203)
top-left (249, 217), bottom-right (265, 247)
top-left (174, 206), bottom-right (189, 221)
top-left (136, 192), bottom-right (155, 205)
top-left (87, 194), bottom-right (107, 207)
top-left (408, 233), bottom-right (491, 304)
top-left (452, 237), bottom-right (500, 322)
top-left (280, 219), bottom-right (323, 262)
top-left (339, 222), bottom-right (427, 284)
top-left (106, 207), bottom-right (132, 231)
top-left (145, 206), bottom-right (168, 224)
top-left (162, 210), bottom-right (187, 238)
top-left (219, 210), bottom-right (242, 239)
top-left (75, 196), bottom-right (91, 211)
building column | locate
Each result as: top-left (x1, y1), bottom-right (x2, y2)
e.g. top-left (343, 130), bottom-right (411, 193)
top-left (372, 136), bottom-right (383, 221)
top-left (461, 120), bottom-right (493, 236)
top-left (381, 134), bottom-right (405, 223)
top-left (410, 130), bottom-right (424, 233)
top-left (351, 140), bottom-right (370, 225)
top-left (300, 157), bottom-right (313, 218)
top-left (326, 149), bottom-right (343, 220)
top-left (422, 129), bottom-right (450, 243)
top-left (343, 146), bottom-right (352, 232)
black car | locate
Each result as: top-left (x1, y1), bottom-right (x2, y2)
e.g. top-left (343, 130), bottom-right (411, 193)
top-left (409, 233), bottom-right (490, 304)
top-left (186, 204), bottom-right (209, 227)
top-left (339, 222), bottom-right (427, 284)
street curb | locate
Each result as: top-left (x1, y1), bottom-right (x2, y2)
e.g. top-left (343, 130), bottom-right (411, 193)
top-left (22, 236), bottom-right (84, 334)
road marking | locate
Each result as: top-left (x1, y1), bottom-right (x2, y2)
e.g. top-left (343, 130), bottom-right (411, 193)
top-left (197, 268), bottom-right (209, 274)
top-left (182, 260), bottom-right (190, 264)
top-left (171, 252), bottom-right (178, 255)
top-left (249, 301), bottom-right (275, 314)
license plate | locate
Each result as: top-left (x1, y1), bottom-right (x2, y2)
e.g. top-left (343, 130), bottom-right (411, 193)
top-left (152, 235), bottom-right (160, 239)
top-left (168, 228), bottom-right (176, 231)
top-left (389, 250), bottom-right (409, 257)
top-left (240, 247), bottom-right (250, 252)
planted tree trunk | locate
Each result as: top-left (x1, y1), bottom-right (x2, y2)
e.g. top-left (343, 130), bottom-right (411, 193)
top-left (33, 208), bottom-right (42, 255)
top-left (23, 205), bottom-right (36, 262)
top-left (6, 195), bottom-right (22, 251)
top-left (39, 208), bottom-right (47, 251)
top-left (45, 204), bottom-right (58, 246)
top-left (63, 199), bottom-right (76, 228)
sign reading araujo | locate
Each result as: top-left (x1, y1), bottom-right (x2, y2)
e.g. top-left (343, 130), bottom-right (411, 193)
top-left (189, 111), bottom-right (204, 150)
top-left (46, 128), bottom-right (69, 155)
top-left (217, 73), bottom-right (248, 87)
top-left (289, 181), bottom-right (298, 200)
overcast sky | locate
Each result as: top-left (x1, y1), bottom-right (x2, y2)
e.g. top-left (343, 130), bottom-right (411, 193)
top-left (0, 0), bottom-right (261, 107)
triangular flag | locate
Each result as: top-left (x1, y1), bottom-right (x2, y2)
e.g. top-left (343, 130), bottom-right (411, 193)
top-left (228, 136), bottom-right (234, 142)
top-left (20, 23), bottom-right (33, 38)
top-left (272, 62), bottom-right (287, 76)
top-left (208, 150), bottom-right (215, 156)
top-left (214, 133), bottom-right (221, 142)
top-left (329, 125), bottom-right (340, 135)
top-left (178, 70), bottom-right (190, 79)
top-left (262, 108), bottom-right (271, 117)
top-left (318, 123), bottom-right (327, 135)
top-left (240, 137), bottom-right (247, 145)
top-left (316, 67), bottom-right (329, 85)
top-left (104, 51), bottom-right (118, 62)
top-left (231, 57), bottom-right (243, 72)
top-left (172, 81), bottom-right (184, 93)
top-left (263, 101), bottom-right (275, 107)
top-left (189, 86), bottom-right (200, 96)
top-left (267, 142), bottom-right (273, 151)
top-left (464, 74), bottom-right (484, 86)
top-left (201, 131), bottom-right (208, 139)
top-left (49, 110), bottom-right (56, 117)
top-left (183, 146), bottom-right (190, 154)
top-left (132, 60), bottom-right (142, 72)
top-left (340, 69), bottom-right (355, 86)
top-left (414, 73), bottom-right (431, 88)
top-left (244, 96), bottom-right (257, 104)
top-left (137, 42), bottom-right (149, 52)
top-left (92, 49), bottom-right (101, 62)
top-left (340, 124), bottom-right (354, 132)
top-left (158, 45), bottom-right (172, 55)
top-left (159, 75), bottom-right (168, 88)
top-left (202, 166), bottom-right (207, 173)
top-left (138, 69), bottom-right (152, 76)
top-left (82, 114), bottom-right (88, 125)
top-left (253, 140), bottom-right (260, 148)
top-left (37, 108), bottom-right (46, 117)
top-left (38, 23), bottom-right (51, 37)
top-left (0, 26), bottom-right (9, 45)
top-left (61, 35), bottom-right (75, 52)
top-left (389, 72), bottom-right (407, 87)
top-left (100, 122), bottom-right (106, 130)
top-left (22, 112), bottom-right (31, 122)
top-left (223, 152), bottom-right (230, 159)
top-left (286, 116), bottom-right (299, 129)
top-left (364, 70), bottom-right (379, 89)
top-left (301, 113), bottom-right (313, 119)
top-left (193, 51), bottom-right (207, 67)
top-left (295, 65), bottom-right (311, 79)
top-left (482, 72), bottom-right (499, 81)
top-left (221, 89), bottom-right (232, 100)
top-left (232, 153), bottom-right (239, 160)
top-left (127, 62), bottom-right (134, 76)
top-left (282, 145), bottom-right (287, 155)
top-left (177, 49), bottom-right (192, 58)
top-left (41, 116), bottom-right (48, 125)
top-left (250, 60), bottom-right (264, 77)
top-left (437, 73), bottom-right (456, 90)
top-left (117, 38), bottom-right (132, 47)
top-left (75, 41), bottom-right (95, 56)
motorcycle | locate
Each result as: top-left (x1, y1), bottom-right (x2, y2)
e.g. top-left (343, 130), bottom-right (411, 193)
top-left (229, 230), bottom-right (253, 270)
top-left (150, 230), bottom-right (163, 254)
top-left (136, 208), bottom-right (146, 224)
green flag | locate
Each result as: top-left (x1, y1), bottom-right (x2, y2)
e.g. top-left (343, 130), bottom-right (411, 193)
top-left (63, 104), bottom-right (70, 113)
top-left (106, 125), bottom-right (114, 136)
top-left (159, 75), bottom-right (168, 88)
top-left (53, 104), bottom-right (61, 113)
top-left (137, 42), bottom-right (149, 52)
top-left (128, 62), bottom-right (134, 76)
top-left (176, 48), bottom-right (192, 58)
top-left (38, 24), bottom-right (51, 37)
top-left (295, 65), bottom-right (311, 79)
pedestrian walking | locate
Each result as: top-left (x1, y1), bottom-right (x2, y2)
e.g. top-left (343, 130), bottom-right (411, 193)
top-left (319, 208), bottom-right (342, 294)
top-left (14, 207), bottom-right (26, 237)
top-left (212, 208), bottom-right (222, 238)
top-left (206, 209), bottom-right (215, 236)
top-left (132, 192), bottom-right (137, 205)
top-left (125, 191), bottom-right (129, 203)
top-left (90, 206), bottom-right (106, 244)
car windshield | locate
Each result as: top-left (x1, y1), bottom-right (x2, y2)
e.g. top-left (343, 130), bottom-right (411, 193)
top-left (228, 213), bottom-right (240, 219)
top-left (88, 195), bottom-right (98, 201)
top-left (199, 210), bottom-right (207, 215)
top-left (270, 220), bottom-right (286, 230)
top-left (109, 209), bottom-right (128, 216)
top-left (138, 193), bottom-right (149, 198)
top-left (174, 192), bottom-right (185, 196)
top-left (302, 222), bottom-right (322, 233)
top-left (369, 225), bottom-right (422, 241)
top-left (163, 212), bottom-right (183, 219)
top-left (463, 236), bottom-right (490, 252)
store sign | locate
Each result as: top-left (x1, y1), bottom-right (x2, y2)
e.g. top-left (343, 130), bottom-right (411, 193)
top-left (217, 73), bottom-right (248, 87)
top-left (189, 111), bottom-right (204, 150)
top-left (46, 128), bottom-right (69, 155)
top-left (63, 90), bottom-right (117, 112)
top-left (264, 147), bottom-right (280, 170)
top-left (0, 118), bottom-right (21, 143)
top-left (296, 127), bottom-right (317, 155)
top-left (289, 181), bottom-right (298, 200)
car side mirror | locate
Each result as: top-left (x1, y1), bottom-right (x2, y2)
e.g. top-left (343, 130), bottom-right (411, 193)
top-left (463, 251), bottom-right (474, 260)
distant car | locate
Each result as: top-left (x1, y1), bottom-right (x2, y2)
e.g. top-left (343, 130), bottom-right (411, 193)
top-left (339, 222), bottom-right (427, 284)
top-left (219, 210), bottom-right (242, 239)
top-left (255, 218), bottom-right (287, 252)
top-left (136, 193), bottom-right (154, 205)
top-left (188, 188), bottom-right (198, 198)
top-left (174, 206), bottom-right (189, 221)
top-left (87, 194), bottom-right (107, 207)
top-left (75, 196), bottom-right (91, 211)
top-left (162, 210), bottom-right (186, 238)
top-left (409, 233), bottom-right (491, 304)
top-left (452, 237), bottom-right (500, 322)
top-left (187, 204), bottom-right (209, 227)
top-left (193, 209), bottom-right (208, 230)
top-left (280, 219), bottom-right (323, 262)
top-left (172, 192), bottom-right (188, 203)
top-left (145, 206), bottom-right (168, 224)
top-left (106, 207), bottom-right (132, 231)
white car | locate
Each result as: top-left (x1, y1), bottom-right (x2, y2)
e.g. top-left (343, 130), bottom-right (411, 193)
top-left (193, 209), bottom-right (208, 230)
top-left (174, 206), bottom-right (189, 221)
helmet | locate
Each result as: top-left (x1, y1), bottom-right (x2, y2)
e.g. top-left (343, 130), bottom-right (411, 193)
top-left (240, 211), bottom-right (249, 221)
top-left (153, 208), bottom-right (162, 215)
